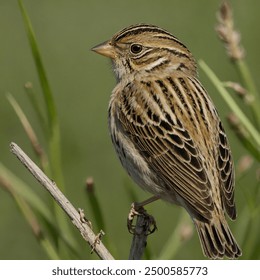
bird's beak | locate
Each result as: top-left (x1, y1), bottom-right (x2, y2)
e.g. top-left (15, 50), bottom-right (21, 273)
top-left (91, 40), bottom-right (115, 59)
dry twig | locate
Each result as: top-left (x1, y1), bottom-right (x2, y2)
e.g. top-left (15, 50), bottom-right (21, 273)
top-left (10, 142), bottom-right (114, 260)
top-left (128, 206), bottom-right (157, 260)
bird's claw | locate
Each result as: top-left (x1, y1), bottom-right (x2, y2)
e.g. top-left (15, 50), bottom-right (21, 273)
top-left (127, 203), bottom-right (157, 235)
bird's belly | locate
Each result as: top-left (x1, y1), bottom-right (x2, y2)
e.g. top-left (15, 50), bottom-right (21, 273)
top-left (110, 128), bottom-right (180, 204)
top-left (113, 130), bottom-right (155, 190)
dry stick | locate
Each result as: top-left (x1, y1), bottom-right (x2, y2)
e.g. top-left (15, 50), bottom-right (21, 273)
top-left (10, 142), bottom-right (114, 260)
top-left (128, 208), bottom-right (156, 260)
top-left (129, 215), bottom-right (148, 260)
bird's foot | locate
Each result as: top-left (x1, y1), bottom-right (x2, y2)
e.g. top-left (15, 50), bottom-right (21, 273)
top-left (127, 202), bottom-right (157, 235)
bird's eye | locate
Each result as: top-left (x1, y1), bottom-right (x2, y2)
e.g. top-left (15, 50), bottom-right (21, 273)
top-left (130, 44), bottom-right (143, 54)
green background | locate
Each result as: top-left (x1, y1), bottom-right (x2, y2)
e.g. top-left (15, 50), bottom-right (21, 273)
top-left (0, 0), bottom-right (259, 259)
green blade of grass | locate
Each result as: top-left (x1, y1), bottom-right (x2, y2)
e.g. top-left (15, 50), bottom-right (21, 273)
top-left (0, 163), bottom-right (55, 227)
top-left (18, 0), bottom-right (64, 189)
top-left (0, 175), bottom-right (61, 259)
top-left (235, 59), bottom-right (260, 129)
top-left (18, 0), bottom-right (78, 256)
top-left (24, 82), bottom-right (48, 135)
top-left (199, 60), bottom-right (260, 148)
top-left (234, 132), bottom-right (260, 161)
top-left (18, 0), bottom-right (56, 129)
top-left (0, 163), bottom-right (80, 256)
top-left (6, 93), bottom-right (50, 173)
top-left (157, 210), bottom-right (192, 259)
top-left (85, 179), bottom-right (106, 232)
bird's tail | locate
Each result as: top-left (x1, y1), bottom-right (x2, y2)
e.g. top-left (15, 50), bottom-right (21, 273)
top-left (194, 217), bottom-right (242, 259)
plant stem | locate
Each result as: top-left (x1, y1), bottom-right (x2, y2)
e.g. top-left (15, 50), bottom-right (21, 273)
top-left (235, 59), bottom-right (260, 129)
top-left (199, 60), bottom-right (260, 147)
top-left (18, 0), bottom-right (64, 189)
top-left (18, 0), bottom-right (76, 256)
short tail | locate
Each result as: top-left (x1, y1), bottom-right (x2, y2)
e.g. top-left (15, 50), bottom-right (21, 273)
top-left (194, 217), bottom-right (242, 259)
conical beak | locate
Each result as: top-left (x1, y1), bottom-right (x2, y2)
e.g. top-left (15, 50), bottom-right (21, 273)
top-left (91, 40), bottom-right (115, 59)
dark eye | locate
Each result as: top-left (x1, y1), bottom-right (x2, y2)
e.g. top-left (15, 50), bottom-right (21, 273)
top-left (130, 44), bottom-right (143, 54)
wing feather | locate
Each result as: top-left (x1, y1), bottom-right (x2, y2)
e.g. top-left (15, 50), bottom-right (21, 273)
top-left (118, 107), bottom-right (214, 220)
top-left (113, 76), bottom-right (236, 221)
top-left (217, 122), bottom-right (236, 219)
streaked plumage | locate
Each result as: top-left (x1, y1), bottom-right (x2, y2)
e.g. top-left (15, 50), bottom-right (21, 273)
top-left (92, 24), bottom-right (241, 259)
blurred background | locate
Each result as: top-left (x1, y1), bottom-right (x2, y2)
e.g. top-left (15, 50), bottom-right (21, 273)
top-left (0, 0), bottom-right (259, 259)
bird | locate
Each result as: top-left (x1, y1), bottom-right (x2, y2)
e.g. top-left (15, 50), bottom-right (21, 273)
top-left (92, 23), bottom-right (242, 259)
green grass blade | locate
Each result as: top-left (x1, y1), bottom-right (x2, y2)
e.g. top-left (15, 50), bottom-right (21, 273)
top-left (18, 0), bottom-right (79, 256)
top-left (235, 133), bottom-right (260, 161)
top-left (158, 211), bottom-right (192, 259)
top-left (0, 176), bottom-right (61, 259)
top-left (199, 60), bottom-right (260, 148)
top-left (24, 82), bottom-right (48, 135)
top-left (85, 178), bottom-right (106, 232)
top-left (0, 163), bottom-right (56, 228)
top-left (18, 0), bottom-right (56, 128)
top-left (6, 93), bottom-right (50, 173)
top-left (0, 163), bottom-right (80, 256)
top-left (235, 59), bottom-right (260, 129)
top-left (18, 0), bottom-right (64, 189)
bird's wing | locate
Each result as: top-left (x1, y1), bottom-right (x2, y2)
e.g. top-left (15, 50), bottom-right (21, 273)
top-left (116, 84), bottom-right (215, 220)
top-left (216, 121), bottom-right (236, 220)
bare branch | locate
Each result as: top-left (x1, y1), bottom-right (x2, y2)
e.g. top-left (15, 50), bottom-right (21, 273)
top-left (128, 215), bottom-right (149, 260)
top-left (128, 208), bottom-right (157, 260)
top-left (10, 142), bottom-right (114, 260)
